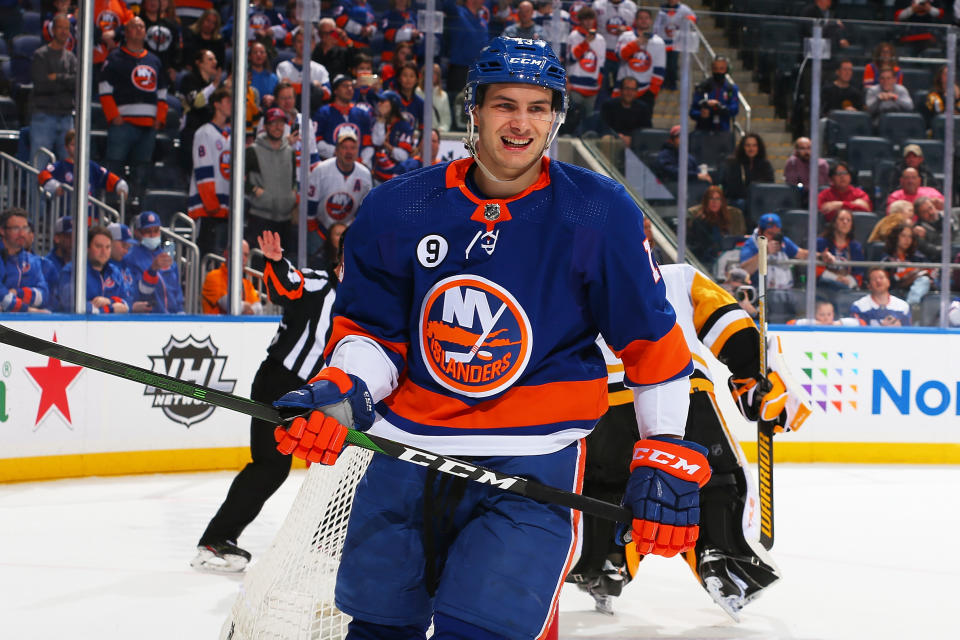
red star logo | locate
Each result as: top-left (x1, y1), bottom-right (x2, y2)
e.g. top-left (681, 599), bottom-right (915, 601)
top-left (25, 333), bottom-right (83, 426)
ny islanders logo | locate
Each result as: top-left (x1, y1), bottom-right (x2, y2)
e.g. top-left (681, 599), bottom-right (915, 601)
top-left (419, 275), bottom-right (532, 398)
top-left (326, 192), bottom-right (355, 220)
top-left (606, 16), bottom-right (628, 35)
top-left (219, 150), bottom-right (232, 180)
top-left (579, 49), bottom-right (599, 73)
top-left (627, 48), bottom-right (652, 73)
top-left (131, 65), bottom-right (158, 92)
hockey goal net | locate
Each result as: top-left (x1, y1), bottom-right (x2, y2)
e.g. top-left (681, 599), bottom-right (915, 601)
top-left (220, 447), bottom-right (373, 640)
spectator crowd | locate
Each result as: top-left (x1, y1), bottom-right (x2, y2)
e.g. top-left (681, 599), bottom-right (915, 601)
top-left (2, 0), bottom-right (960, 325)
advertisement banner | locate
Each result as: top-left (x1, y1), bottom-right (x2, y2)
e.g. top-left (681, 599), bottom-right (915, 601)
top-left (2, 320), bottom-right (958, 481)
top-left (0, 318), bottom-right (280, 481)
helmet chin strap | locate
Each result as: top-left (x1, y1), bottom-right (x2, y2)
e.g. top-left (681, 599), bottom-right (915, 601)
top-left (461, 107), bottom-right (565, 186)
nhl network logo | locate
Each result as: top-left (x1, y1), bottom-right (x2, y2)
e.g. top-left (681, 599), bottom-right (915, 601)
top-left (144, 335), bottom-right (237, 427)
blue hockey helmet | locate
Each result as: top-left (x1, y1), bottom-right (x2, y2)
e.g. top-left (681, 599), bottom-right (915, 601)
top-left (464, 37), bottom-right (568, 118)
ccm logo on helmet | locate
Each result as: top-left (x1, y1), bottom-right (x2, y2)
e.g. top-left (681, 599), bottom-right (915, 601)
top-left (633, 446), bottom-right (703, 477)
top-left (508, 57), bottom-right (545, 66)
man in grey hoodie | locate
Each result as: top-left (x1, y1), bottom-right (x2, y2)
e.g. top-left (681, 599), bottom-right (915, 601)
top-left (30, 14), bottom-right (77, 167)
top-left (245, 107), bottom-right (298, 254)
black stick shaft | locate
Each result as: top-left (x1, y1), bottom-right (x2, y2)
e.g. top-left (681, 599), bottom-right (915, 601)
top-left (0, 324), bottom-right (633, 523)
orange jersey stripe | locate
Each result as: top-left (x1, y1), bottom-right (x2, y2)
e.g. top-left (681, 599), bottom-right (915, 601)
top-left (323, 316), bottom-right (410, 363)
top-left (383, 377), bottom-right (608, 429)
top-left (614, 322), bottom-right (692, 386)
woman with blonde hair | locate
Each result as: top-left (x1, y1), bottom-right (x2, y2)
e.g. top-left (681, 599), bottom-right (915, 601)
top-left (182, 7), bottom-right (224, 72)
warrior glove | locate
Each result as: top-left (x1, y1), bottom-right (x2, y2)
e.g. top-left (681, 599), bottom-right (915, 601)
top-left (273, 367), bottom-right (375, 465)
top-left (618, 437), bottom-right (711, 558)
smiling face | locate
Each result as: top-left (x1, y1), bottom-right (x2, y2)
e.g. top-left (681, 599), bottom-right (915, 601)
top-left (474, 83), bottom-right (556, 182)
top-left (198, 50), bottom-right (218, 77)
top-left (868, 269), bottom-right (889, 295)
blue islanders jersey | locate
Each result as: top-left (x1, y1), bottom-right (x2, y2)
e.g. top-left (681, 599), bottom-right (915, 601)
top-left (325, 157), bottom-right (692, 456)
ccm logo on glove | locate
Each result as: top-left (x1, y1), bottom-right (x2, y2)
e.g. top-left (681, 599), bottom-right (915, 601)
top-left (631, 444), bottom-right (711, 485)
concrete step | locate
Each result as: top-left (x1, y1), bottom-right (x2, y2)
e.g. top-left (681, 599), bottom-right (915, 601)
top-left (654, 100), bottom-right (777, 121)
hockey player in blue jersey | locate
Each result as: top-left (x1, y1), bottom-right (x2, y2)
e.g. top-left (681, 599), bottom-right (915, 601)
top-left (271, 37), bottom-right (710, 639)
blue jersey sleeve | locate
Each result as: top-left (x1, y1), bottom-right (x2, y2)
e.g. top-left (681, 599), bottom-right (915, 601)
top-left (324, 186), bottom-right (414, 373)
top-left (581, 186), bottom-right (692, 386)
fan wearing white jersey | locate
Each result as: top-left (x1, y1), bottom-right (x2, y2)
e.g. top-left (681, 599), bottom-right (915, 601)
top-left (188, 86), bottom-right (232, 256)
top-left (566, 6), bottom-right (608, 116)
top-left (592, 0), bottom-right (637, 89)
top-left (275, 27), bottom-right (332, 104)
top-left (307, 127), bottom-right (372, 253)
top-left (653, 0), bottom-right (696, 90)
top-left (615, 9), bottom-right (665, 109)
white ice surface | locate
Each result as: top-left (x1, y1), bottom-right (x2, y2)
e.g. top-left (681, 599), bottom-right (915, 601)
top-left (0, 464), bottom-right (956, 639)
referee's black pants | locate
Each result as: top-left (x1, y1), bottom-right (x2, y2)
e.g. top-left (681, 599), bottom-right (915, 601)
top-left (198, 357), bottom-right (305, 546)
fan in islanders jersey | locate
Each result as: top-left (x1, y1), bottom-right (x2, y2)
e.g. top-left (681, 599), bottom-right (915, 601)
top-left (568, 261), bottom-right (813, 620)
top-left (270, 37), bottom-right (705, 639)
top-left (307, 126), bottom-right (372, 234)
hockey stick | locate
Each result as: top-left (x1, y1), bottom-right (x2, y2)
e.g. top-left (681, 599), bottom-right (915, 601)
top-left (755, 236), bottom-right (775, 550)
top-left (0, 324), bottom-right (632, 524)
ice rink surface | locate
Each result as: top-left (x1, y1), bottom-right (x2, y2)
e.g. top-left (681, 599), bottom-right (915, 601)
top-left (1, 463), bottom-right (956, 640)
